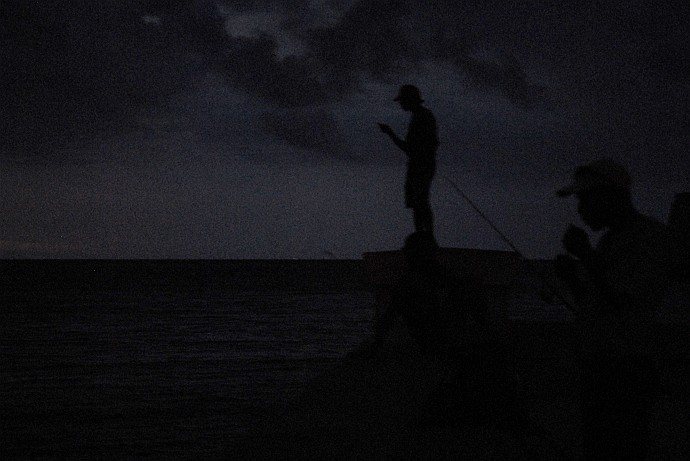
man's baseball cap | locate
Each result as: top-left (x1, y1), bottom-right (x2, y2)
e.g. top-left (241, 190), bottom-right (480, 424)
top-left (394, 84), bottom-right (424, 103)
top-left (557, 159), bottom-right (631, 197)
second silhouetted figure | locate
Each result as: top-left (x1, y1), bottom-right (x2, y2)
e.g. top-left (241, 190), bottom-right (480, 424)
top-left (379, 85), bottom-right (439, 235)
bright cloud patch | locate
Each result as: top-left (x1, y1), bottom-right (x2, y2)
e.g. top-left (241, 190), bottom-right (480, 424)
top-left (223, 11), bottom-right (305, 59)
top-left (141, 15), bottom-right (161, 25)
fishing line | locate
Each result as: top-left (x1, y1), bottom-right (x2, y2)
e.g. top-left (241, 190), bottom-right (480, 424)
top-left (440, 174), bottom-right (579, 315)
top-left (441, 174), bottom-right (524, 256)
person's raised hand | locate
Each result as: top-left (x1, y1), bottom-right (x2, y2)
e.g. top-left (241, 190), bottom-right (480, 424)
top-left (378, 123), bottom-right (392, 135)
top-left (562, 225), bottom-right (592, 259)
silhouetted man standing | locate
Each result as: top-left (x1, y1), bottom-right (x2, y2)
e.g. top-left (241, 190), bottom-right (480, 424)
top-left (379, 85), bottom-right (438, 235)
top-left (555, 159), bottom-right (672, 461)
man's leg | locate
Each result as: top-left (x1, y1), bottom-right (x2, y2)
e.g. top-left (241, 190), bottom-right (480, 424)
top-left (413, 202), bottom-right (433, 234)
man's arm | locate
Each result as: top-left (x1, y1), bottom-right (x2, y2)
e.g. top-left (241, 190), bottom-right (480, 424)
top-left (378, 123), bottom-right (409, 155)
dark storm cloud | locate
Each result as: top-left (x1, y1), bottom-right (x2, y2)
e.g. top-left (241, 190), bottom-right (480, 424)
top-left (259, 108), bottom-right (349, 157)
top-left (192, 0), bottom-right (552, 151)
top-left (570, 1), bottom-right (690, 82)
top-left (4, 0), bottom-right (687, 161)
top-left (303, 0), bottom-right (549, 107)
top-left (206, 0), bottom-right (593, 123)
top-left (1, 1), bottom-right (212, 157)
top-left (208, 0), bottom-right (548, 108)
top-left (219, 36), bottom-right (329, 108)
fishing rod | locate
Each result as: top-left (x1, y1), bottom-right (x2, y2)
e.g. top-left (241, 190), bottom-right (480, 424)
top-left (441, 174), bottom-right (580, 315)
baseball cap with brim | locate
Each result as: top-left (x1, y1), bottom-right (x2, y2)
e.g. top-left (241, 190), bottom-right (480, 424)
top-left (557, 159), bottom-right (631, 197)
top-left (394, 84), bottom-right (424, 103)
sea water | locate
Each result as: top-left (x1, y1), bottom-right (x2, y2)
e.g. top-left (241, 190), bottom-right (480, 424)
top-left (1, 260), bottom-right (375, 460)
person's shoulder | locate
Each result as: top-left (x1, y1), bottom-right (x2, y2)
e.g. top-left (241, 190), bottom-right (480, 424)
top-left (634, 213), bottom-right (670, 238)
top-left (621, 214), bottom-right (673, 260)
top-left (599, 214), bottom-right (667, 251)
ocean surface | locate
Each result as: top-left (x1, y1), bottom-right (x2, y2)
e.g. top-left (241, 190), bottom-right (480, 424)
top-left (0, 259), bottom-right (568, 460)
top-left (1, 260), bottom-right (376, 460)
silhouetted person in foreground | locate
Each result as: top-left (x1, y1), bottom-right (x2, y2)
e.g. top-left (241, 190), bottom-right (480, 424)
top-left (379, 85), bottom-right (438, 235)
top-left (555, 159), bottom-right (673, 461)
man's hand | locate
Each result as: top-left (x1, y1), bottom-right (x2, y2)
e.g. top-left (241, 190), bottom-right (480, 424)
top-left (378, 123), bottom-right (408, 153)
top-left (562, 225), bottom-right (593, 260)
top-left (378, 123), bottom-right (393, 136)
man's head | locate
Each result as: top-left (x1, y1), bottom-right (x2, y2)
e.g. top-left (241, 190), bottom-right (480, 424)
top-left (558, 159), bottom-right (633, 230)
top-left (394, 84), bottom-right (424, 111)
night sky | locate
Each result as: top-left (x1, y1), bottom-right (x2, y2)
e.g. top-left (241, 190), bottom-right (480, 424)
top-left (2, 1), bottom-right (688, 259)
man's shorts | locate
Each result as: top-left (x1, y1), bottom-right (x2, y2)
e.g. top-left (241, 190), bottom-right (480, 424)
top-left (405, 164), bottom-right (435, 208)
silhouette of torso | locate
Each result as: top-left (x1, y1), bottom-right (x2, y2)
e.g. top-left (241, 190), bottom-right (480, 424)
top-left (579, 213), bottom-right (671, 357)
top-left (405, 107), bottom-right (438, 170)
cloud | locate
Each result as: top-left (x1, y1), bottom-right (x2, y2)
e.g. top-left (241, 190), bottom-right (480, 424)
top-left (1, 1), bottom-right (209, 157)
top-left (259, 107), bottom-right (349, 157)
top-left (4, 0), bottom-right (687, 165)
top-left (219, 36), bottom-right (330, 107)
top-left (204, 0), bottom-right (550, 111)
